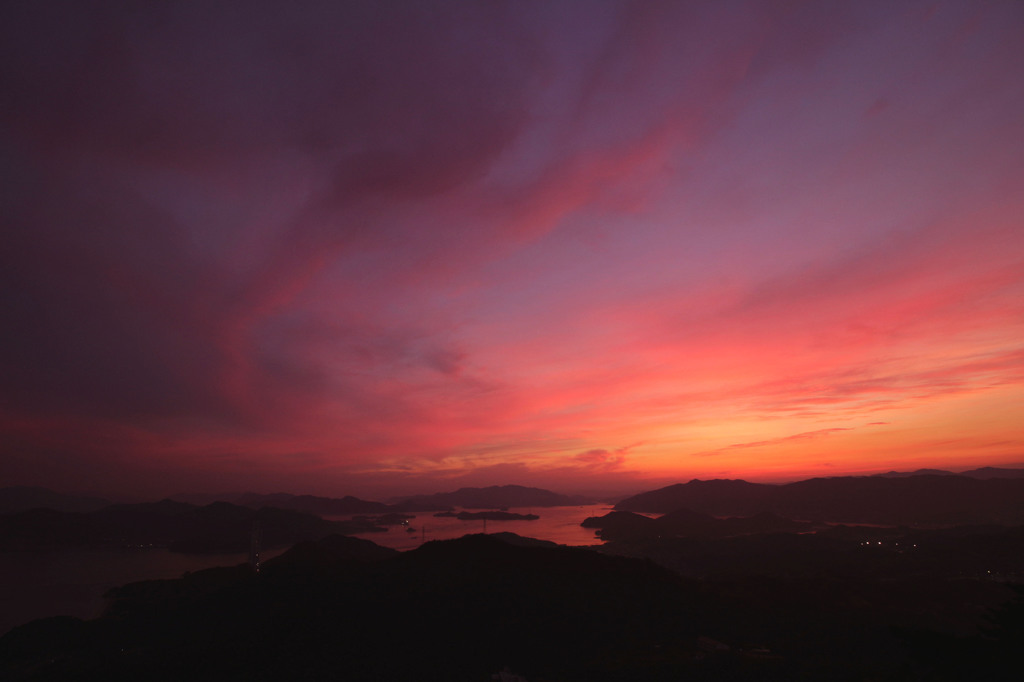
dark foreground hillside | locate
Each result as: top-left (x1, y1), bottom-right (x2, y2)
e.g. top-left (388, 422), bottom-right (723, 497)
top-left (2, 532), bottom-right (1022, 681)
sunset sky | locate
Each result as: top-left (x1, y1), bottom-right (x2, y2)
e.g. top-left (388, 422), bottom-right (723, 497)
top-left (2, 1), bottom-right (1022, 499)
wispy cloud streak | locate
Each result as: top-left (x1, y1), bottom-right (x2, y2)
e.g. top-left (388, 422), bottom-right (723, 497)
top-left (1, 1), bottom-right (1022, 495)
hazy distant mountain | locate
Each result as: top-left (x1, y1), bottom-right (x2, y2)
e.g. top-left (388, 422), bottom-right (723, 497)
top-left (455, 510), bottom-right (539, 521)
top-left (392, 484), bottom-right (591, 510)
top-left (959, 466), bottom-right (1024, 479)
top-left (232, 493), bottom-right (392, 515)
top-left (616, 475), bottom-right (1024, 525)
top-left (0, 486), bottom-right (111, 514)
top-left (169, 491), bottom-right (245, 505)
top-left (874, 468), bottom-right (956, 478)
top-left (170, 492), bottom-right (393, 515)
top-left (874, 467), bottom-right (1024, 479)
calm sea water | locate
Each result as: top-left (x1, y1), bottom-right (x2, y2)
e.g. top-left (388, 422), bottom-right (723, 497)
top-left (0, 505), bottom-right (612, 635)
top-left (332, 504), bottom-right (613, 551)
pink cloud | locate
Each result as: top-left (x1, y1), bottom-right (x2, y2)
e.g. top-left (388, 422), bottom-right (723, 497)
top-left (2, 1), bottom-right (1023, 497)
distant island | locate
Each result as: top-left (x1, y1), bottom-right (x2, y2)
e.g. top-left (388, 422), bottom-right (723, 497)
top-left (582, 508), bottom-right (810, 541)
top-left (169, 484), bottom-right (591, 514)
top-left (0, 484), bottom-right (587, 552)
top-left (391, 484), bottom-right (591, 510)
top-left (455, 511), bottom-right (539, 521)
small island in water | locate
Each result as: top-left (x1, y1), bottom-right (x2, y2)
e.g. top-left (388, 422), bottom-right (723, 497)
top-left (455, 510), bottom-right (539, 521)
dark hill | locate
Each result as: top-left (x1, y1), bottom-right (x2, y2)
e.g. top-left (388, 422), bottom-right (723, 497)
top-left (263, 534), bottom-right (400, 578)
top-left (0, 534), bottom-right (702, 681)
top-left (455, 510), bottom-right (539, 521)
top-left (776, 475), bottom-right (1024, 525)
top-left (581, 511), bottom-right (659, 540)
top-left (234, 492), bottom-right (392, 515)
top-left (615, 479), bottom-right (775, 515)
top-left (484, 531), bottom-right (561, 549)
top-left (657, 506), bottom-right (717, 530)
top-left (0, 501), bottom-right (364, 552)
top-left (616, 475), bottom-right (1024, 525)
top-left (4, 531), bottom-right (1024, 680)
top-left (960, 466), bottom-right (1024, 479)
top-left (716, 511), bottom-right (811, 536)
top-left (583, 508), bottom-right (810, 542)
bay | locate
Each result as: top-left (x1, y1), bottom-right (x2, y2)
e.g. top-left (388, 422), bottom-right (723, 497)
top-left (0, 504), bottom-right (612, 635)
top-left (332, 503), bottom-right (613, 551)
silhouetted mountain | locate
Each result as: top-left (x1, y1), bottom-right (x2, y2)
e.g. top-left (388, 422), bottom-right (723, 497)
top-left (169, 491), bottom-right (395, 514)
top-left (716, 511), bottom-right (811, 535)
top-left (352, 512), bottom-right (414, 526)
top-left (169, 491), bottom-right (245, 505)
top-left (233, 492), bottom-right (393, 515)
top-left (0, 500), bottom-right (372, 552)
top-left (455, 510), bottom-right (539, 521)
top-left (264, 533), bottom-right (400, 578)
top-left (484, 532), bottom-right (561, 549)
top-left (616, 475), bottom-right (1024, 525)
top-left (583, 508), bottom-right (810, 542)
top-left (581, 510), bottom-right (659, 540)
top-left (0, 486), bottom-right (111, 514)
top-left (874, 467), bottom-right (1024, 480)
top-left (959, 466), bottom-right (1024, 479)
top-left (615, 479), bottom-right (775, 515)
top-left (777, 475), bottom-right (1024, 525)
top-left (874, 468), bottom-right (956, 478)
top-left (0, 534), bottom-right (704, 681)
top-left (656, 506), bottom-right (718, 530)
top-left (392, 484), bottom-right (590, 510)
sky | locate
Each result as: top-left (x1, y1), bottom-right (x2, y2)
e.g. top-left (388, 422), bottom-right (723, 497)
top-left (2, 0), bottom-right (1023, 500)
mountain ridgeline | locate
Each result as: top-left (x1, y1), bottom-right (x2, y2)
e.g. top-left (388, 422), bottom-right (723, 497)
top-left (0, 484), bottom-right (591, 553)
top-left (390, 484), bottom-right (591, 510)
top-left (583, 508), bottom-right (811, 542)
top-left (0, 534), bottom-right (702, 681)
top-left (231, 485), bottom-right (590, 514)
top-left (615, 473), bottom-right (1024, 525)
top-left (0, 500), bottom-right (384, 553)
top-left (0, 484), bottom-right (589, 522)
top-left (3, 473), bottom-right (1024, 680)
top-left (172, 485), bottom-right (589, 514)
